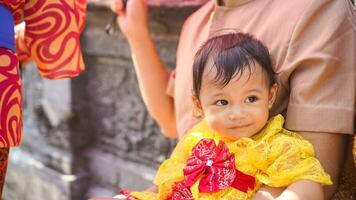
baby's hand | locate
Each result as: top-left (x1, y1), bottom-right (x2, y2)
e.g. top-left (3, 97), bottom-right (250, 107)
top-left (89, 197), bottom-right (125, 200)
top-left (113, 194), bottom-right (128, 199)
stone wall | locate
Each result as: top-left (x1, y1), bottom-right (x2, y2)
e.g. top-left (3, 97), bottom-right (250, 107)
top-left (4, 3), bottom-right (202, 200)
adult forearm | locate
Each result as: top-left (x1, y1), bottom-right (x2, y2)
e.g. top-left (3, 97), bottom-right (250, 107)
top-left (111, 0), bottom-right (178, 137)
top-left (128, 32), bottom-right (177, 137)
top-left (298, 131), bottom-right (348, 199)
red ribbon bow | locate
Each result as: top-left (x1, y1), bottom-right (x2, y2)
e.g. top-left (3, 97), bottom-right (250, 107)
top-left (167, 181), bottom-right (194, 200)
top-left (183, 138), bottom-right (255, 193)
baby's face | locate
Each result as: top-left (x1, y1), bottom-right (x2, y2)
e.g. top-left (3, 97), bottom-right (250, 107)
top-left (195, 63), bottom-right (277, 140)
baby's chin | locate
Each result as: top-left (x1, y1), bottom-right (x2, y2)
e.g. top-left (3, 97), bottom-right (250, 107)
top-left (219, 129), bottom-right (256, 140)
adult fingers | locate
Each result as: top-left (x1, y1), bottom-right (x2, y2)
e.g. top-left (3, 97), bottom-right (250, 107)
top-left (110, 0), bottom-right (125, 15)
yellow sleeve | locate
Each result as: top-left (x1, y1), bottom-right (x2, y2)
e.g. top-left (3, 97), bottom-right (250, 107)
top-left (256, 130), bottom-right (332, 187)
top-left (131, 138), bottom-right (191, 200)
top-left (151, 132), bottom-right (206, 199)
top-left (131, 191), bottom-right (158, 200)
top-left (154, 121), bottom-right (217, 186)
top-left (153, 134), bottom-right (196, 185)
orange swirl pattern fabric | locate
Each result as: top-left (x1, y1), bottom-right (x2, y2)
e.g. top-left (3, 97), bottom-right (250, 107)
top-left (23, 0), bottom-right (86, 79)
top-left (0, 48), bottom-right (22, 147)
top-left (0, 0), bottom-right (86, 147)
top-left (1, 0), bottom-right (87, 79)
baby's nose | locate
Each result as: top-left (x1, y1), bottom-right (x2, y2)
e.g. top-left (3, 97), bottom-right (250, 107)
top-left (228, 107), bottom-right (246, 121)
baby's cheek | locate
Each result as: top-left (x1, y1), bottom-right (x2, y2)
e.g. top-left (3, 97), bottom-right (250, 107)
top-left (206, 116), bottom-right (224, 133)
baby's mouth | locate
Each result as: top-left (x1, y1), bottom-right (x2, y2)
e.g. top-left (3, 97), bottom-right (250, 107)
top-left (228, 123), bottom-right (252, 129)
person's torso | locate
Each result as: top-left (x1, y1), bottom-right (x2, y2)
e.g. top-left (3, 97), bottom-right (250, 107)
top-left (174, 0), bottom-right (319, 138)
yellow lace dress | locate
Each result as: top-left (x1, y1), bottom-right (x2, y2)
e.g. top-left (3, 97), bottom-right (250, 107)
top-left (130, 115), bottom-right (332, 200)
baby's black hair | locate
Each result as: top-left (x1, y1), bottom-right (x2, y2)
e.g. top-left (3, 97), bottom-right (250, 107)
top-left (193, 32), bottom-right (276, 99)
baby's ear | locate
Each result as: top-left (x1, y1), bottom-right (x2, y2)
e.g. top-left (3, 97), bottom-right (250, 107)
top-left (268, 83), bottom-right (278, 109)
top-left (192, 95), bottom-right (203, 118)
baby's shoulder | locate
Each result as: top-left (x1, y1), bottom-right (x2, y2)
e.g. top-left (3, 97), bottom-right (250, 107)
top-left (266, 129), bottom-right (315, 159)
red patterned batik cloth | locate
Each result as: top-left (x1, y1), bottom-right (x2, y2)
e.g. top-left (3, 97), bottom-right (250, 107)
top-left (0, 0), bottom-right (87, 147)
top-left (0, 49), bottom-right (22, 147)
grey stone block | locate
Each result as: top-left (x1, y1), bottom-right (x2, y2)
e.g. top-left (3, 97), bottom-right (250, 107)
top-left (86, 149), bottom-right (156, 198)
top-left (41, 78), bottom-right (72, 127)
top-left (4, 148), bottom-right (87, 200)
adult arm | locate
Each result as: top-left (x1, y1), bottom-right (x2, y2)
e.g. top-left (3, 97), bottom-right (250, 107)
top-left (111, 0), bottom-right (177, 137)
top-left (294, 131), bottom-right (347, 199)
top-left (266, 0), bottom-right (354, 198)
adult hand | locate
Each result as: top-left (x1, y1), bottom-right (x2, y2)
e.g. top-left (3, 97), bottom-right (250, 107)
top-left (110, 0), bottom-right (149, 41)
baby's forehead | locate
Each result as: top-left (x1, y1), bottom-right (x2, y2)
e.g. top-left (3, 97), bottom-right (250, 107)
top-left (203, 69), bottom-right (269, 92)
top-left (203, 62), bottom-right (267, 83)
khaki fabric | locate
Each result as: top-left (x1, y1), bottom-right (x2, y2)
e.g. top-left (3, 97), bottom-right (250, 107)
top-left (168, 0), bottom-right (356, 138)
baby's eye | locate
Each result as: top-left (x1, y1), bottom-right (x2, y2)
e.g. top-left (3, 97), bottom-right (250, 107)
top-left (245, 96), bottom-right (258, 103)
top-left (214, 99), bottom-right (229, 106)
